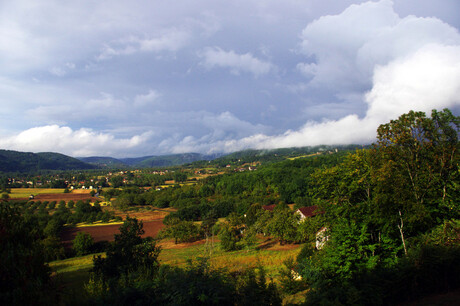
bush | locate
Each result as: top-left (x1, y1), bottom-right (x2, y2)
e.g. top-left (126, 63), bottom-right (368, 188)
top-left (58, 200), bottom-right (66, 209)
top-left (43, 219), bottom-right (63, 238)
top-left (279, 257), bottom-right (307, 295)
top-left (160, 220), bottom-right (203, 244)
top-left (101, 212), bottom-right (111, 223)
top-left (42, 236), bottom-right (65, 261)
top-left (219, 224), bottom-right (240, 251)
top-left (48, 201), bottom-right (56, 209)
top-left (73, 232), bottom-right (94, 256)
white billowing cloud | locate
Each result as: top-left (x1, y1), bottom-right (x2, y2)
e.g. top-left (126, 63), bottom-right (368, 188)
top-left (98, 29), bottom-right (191, 60)
top-left (299, 0), bottom-right (460, 92)
top-left (200, 47), bottom-right (274, 77)
top-left (366, 44), bottom-right (460, 120)
top-left (0, 125), bottom-right (151, 157)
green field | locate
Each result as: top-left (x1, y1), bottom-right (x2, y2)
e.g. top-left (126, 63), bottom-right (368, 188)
top-left (287, 153), bottom-right (321, 160)
top-left (9, 188), bottom-right (66, 198)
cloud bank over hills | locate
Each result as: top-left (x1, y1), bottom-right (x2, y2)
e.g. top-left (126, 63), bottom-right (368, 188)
top-left (0, 1), bottom-right (459, 157)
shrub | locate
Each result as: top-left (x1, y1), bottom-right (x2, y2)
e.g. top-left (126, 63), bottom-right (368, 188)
top-left (58, 200), bottom-right (66, 208)
top-left (73, 232), bottom-right (94, 256)
top-left (48, 201), bottom-right (56, 209)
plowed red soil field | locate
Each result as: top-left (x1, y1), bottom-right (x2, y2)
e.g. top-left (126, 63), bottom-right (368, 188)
top-left (61, 219), bottom-right (165, 248)
top-left (17, 193), bottom-right (98, 203)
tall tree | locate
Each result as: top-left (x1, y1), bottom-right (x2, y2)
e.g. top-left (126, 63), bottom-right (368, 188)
top-left (372, 109), bottom-right (459, 249)
top-left (92, 217), bottom-right (160, 286)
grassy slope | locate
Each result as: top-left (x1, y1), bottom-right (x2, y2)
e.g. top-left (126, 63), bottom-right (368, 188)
top-left (49, 240), bottom-right (301, 302)
top-left (49, 254), bottom-right (102, 304)
top-left (158, 239), bottom-right (301, 280)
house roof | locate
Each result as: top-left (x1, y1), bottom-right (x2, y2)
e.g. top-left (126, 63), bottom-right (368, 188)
top-left (297, 205), bottom-right (323, 218)
top-left (262, 204), bottom-right (276, 211)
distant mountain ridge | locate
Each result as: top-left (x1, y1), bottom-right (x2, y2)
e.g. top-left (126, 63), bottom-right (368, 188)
top-left (0, 145), bottom-right (366, 173)
top-left (0, 150), bottom-right (95, 172)
top-left (193, 144), bottom-right (366, 166)
top-left (76, 156), bottom-right (127, 168)
top-left (78, 153), bottom-right (223, 168)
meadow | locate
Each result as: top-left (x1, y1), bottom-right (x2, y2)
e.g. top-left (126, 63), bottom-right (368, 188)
top-left (158, 238), bottom-right (302, 279)
top-left (49, 238), bottom-right (302, 303)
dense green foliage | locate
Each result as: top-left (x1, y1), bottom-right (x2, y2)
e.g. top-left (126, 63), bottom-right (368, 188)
top-left (294, 109), bottom-right (460, 304)
top-left (159, 217), bottom-right (203, 243)
top-left (0, 205), bottom-right (52, 305)
top-left (73, 232), bottom-right (95, 256)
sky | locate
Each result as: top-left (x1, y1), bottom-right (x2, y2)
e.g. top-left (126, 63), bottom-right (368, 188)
top-left (0, 0), bottom-right (459, 157)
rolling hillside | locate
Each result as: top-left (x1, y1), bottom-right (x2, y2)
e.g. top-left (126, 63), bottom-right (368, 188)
top-left (79, 153), bottom-right (223, 168)
top-left (77, 156), bottom-right (127, 168)
top-left (0, 150), bottom-right (95, 172)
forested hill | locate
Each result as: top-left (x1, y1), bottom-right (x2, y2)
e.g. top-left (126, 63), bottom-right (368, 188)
top-left (120, 153), bottom-right (222, 168)
top-left (0, 150), bottom-right (95, 172)
top-left (76, 156), bottom-right (128, 168)
top-left (81, 148), bottom-right (362, 169)
top-left (78, 153), bottom-right (223, 168)
top-left (190, 144), bottom-right (365, 167)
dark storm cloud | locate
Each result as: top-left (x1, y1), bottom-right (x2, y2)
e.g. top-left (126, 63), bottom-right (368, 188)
top-left (0, 1), bottom-right (459, 156)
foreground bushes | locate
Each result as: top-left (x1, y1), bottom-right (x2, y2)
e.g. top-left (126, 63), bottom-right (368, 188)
top-left (298, 238), bottom-right (460, 305)
top-left (88, 259), bottom-right (281, 306)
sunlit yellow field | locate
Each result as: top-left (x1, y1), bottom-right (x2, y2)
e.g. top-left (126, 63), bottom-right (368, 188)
top-left (8, 188), bottom-right (65, 198)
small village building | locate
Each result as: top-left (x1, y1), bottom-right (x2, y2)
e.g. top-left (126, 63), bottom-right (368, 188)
top-left (296, 205), bottom-right (322, 221)
top-left (296, 205), bottom-right (329, 249)
top-left (316, 227), bottom-right (329, 250)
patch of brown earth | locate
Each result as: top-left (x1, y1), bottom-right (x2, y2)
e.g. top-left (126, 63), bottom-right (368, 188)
top-left (61, 219), bottom-right (165, 248)
top-left (17, 193), bottom-right (99, 203)
top-left (105, 207), bottom-right (176, 222)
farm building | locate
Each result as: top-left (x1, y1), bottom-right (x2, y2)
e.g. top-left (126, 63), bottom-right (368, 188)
top-left (296, 205), bottom-right (323, 221)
